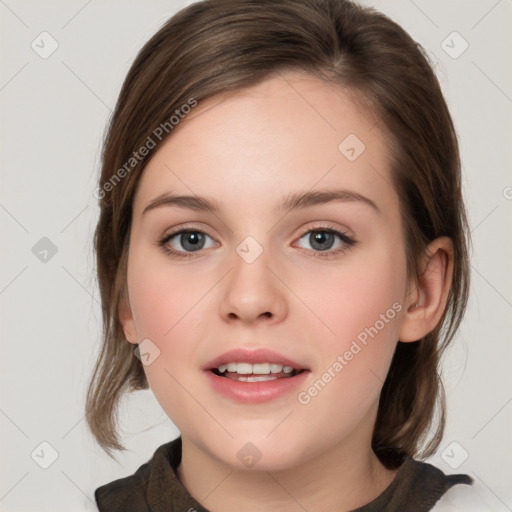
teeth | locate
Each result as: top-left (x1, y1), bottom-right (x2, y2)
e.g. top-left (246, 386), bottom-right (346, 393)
top-left (216, 362), bottom-right (298, 375)
top-left (237, 363), bottom-right (252, 375)
top-left (233, 375), bottom-right (278, 382)
top-left (252, 363), bottom-right (270, 374)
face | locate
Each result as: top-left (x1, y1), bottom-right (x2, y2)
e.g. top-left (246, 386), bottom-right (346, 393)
top-left (121, 72), bottom-right (412, 471)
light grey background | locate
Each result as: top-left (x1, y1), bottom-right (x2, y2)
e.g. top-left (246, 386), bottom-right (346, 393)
top-left (1, 0), bottom-right (511, 510)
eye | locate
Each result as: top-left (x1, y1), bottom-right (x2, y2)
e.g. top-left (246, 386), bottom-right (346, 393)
top-left (295, 226), bottom-right (356, 258)
top-left (157, 225), bottom-right (356, 260)
top-left (159, 229), bottom-right (217, 258)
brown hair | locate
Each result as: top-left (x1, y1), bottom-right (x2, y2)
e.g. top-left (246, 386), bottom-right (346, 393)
top-left (86, 0), bottom-right (470, 465)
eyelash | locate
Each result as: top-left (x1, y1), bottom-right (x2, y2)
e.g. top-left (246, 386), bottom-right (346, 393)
top-left (157, 224), bottom-right (356, 260)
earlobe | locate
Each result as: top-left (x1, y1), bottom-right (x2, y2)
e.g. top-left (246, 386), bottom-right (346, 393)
top-left (398, 237), bottom-right (454, 343)
top-left (118, 294), bottom-right (138, 344)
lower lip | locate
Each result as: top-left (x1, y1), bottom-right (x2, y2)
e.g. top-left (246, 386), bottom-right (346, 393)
top-left (205, 370), bottom-right (310, 404)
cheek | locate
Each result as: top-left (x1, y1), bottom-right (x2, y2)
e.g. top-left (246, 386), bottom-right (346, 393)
top-left (126, 251), bottom-right (210, 430)
top-left (293, 244), bottom-right (407, 410)
top-left (301, 245), bottom-right (406, 348)
top-left (127, 247), bottom-right (208, 340)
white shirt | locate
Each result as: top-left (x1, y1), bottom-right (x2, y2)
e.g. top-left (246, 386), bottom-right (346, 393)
top-left (432, 480), bottom-right (500, 511)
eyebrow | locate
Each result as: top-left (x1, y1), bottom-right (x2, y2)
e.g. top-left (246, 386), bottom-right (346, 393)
top-left (142, 189), bottom-right (381, 216)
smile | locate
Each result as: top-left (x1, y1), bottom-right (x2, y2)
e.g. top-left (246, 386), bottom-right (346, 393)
top-left (212, 362), bottom-right (305, 382)
top-left (203, 348), bottom-right (311, 403)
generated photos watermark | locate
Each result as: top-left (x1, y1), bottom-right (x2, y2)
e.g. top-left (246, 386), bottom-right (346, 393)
top-left (93, 98), bottom-right (198, 199)
top-left (297, 301), bottom-right (403, 405)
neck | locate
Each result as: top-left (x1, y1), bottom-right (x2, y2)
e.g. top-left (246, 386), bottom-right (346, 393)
top-left (176, 433), bottom-right (398, 512)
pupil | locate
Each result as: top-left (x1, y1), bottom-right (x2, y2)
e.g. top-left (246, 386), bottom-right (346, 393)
top-left (181, 232), bottom-right (204, 251)
top-left (310, 231), bottom-right (334, 251)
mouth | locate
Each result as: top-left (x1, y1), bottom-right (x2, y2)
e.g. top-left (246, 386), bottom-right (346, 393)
top-left (210, 362), bottom-right (307, 382)
top-left (203, 348), bottom-right (310, 403)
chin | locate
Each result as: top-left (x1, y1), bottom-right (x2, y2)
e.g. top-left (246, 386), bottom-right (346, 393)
top-left (202, 433), bottom-right (309, 473)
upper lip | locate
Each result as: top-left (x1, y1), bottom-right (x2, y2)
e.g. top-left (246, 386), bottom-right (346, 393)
top-left (203, 348), bottom-right (309, 370)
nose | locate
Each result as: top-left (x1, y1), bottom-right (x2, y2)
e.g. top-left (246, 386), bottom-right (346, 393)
top-left (218, 244), bottom-right (288, 325)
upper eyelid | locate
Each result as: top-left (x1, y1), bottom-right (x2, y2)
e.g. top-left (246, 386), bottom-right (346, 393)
top-left (163, 222), bottom-right (350, 238)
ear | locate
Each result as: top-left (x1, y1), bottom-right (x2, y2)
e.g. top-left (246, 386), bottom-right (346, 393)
top-left (118, 292), bottom-right (138, 345)
top-left (398, 236), bottom-right (454, 343)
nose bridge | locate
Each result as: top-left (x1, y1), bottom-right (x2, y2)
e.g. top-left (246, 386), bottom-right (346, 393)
top-left (218, 234), bottom-right (287, 323)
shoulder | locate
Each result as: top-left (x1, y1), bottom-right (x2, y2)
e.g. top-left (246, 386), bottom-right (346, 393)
top-left (95, 456), bottom-right (154, 512)
top-left (431, 479), bottom-right (494, 511)
top-left (403, 457), bottom-right (495, 512)
top-left (94, 441), bottom-right (177, 512)
top-left (384, 455), bottom-right (474, 511)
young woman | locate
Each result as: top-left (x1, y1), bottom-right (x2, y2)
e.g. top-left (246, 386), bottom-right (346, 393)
top-left (86, 1), bottom-right (484, 509)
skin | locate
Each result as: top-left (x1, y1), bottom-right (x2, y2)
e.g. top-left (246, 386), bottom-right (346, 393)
top-left (120, 71), bottom-right (454, 512)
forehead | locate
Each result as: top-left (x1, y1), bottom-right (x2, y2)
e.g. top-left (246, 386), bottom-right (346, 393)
top-left (133, 72), bottom-right (398, 218)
